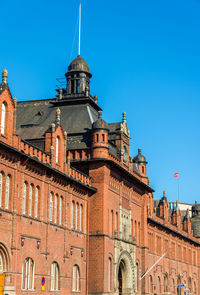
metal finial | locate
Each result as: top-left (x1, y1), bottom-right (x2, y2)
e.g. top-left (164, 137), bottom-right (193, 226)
top-left (122, 112), bottom-right (126, 123)
top-left (147, 178), bottom-right (150, 186)
top-left (138, 148), bottom-right (142, 154)
top-left (163, 190), bottom-right (166, 197)
top-left (2, 69), bottom-right (8, 84)
top-left (98, 111), bottom-right (102, 119)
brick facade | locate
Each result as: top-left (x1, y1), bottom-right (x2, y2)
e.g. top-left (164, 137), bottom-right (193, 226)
top-left (0, 57), bottom-right (199, 295)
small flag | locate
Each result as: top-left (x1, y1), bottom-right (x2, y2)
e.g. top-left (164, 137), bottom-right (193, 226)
top-left (174, 172), bottom-right (179, 178)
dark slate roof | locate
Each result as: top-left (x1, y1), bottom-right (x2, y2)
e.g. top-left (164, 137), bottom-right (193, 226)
top-left (0, 83), bottom-right (7, 95)
top-left (17, 126), bottom-right (49, 140)
top-left (16, 98), bottom-right (99, 135)
top-left (108, 122), bottom-right (121, 132)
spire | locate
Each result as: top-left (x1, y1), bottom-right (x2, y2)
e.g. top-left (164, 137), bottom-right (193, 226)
top-left (122, 112), bottom-right (126, 123)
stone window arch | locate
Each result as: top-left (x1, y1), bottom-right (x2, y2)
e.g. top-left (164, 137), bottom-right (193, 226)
top-left (72, 265), bottom-right (80, 292)
top-left (51, 262), bottom-right (59, 291)
top-left (0, 244), bottom-right (9, 273)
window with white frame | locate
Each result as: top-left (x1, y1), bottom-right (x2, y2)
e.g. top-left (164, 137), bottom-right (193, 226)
top-left (56, 137), bottom-right (59, 163)
top-left (72, 265), bottom-right (80, 292)
top-left (0, 172), bottom-right (2, 207)
top-left (54, 194), bottom-right (58, 223)
top-left (29, 184), bottom-right (33, 216)
top-left (51, 262), bottom-right (59, 291)
top-left (5, 175), bottom-right (10, 209)
top-left (35, 186), bottom-right (39, 218)
top-left (50, 193), bottom-right (53, 222)
top-left (1, 103), bottom-right (6, 135)
top-left (23, 182), bottom-right (27, 214)
top-left (22, 258), bottom-right (34, 290)
top-left (59, 197), bottom-right (63, 225)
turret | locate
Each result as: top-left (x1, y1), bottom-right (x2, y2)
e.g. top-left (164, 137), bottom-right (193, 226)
top-left (133, 148), bottom-right (147, 177)
top-left (92, 111), bottom-right (109, 159)
top-left (158, 190), bottom-right (168, 221)
top-left (191, 201), bottom-right (200, 237)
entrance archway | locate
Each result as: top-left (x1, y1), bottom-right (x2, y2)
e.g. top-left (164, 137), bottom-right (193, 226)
top-left (116, 251), bottom-right (135, 295)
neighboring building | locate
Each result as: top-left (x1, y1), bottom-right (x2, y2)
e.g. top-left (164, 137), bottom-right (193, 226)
top-left (0, 56), bottom-right (199, 295)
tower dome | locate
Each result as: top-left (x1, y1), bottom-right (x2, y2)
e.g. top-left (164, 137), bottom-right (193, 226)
top-left (67, 55), bottom-right (91, 76)
top-left (133, 148), bottom-right (147, 165)
top-left (65, 55), bottom-right (92, 96)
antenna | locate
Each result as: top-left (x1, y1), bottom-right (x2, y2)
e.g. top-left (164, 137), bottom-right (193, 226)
top-left (78, 1), bottom-right (81, 56)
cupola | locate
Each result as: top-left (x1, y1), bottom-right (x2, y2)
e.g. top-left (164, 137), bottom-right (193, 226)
top-left (65, 55), bottom-right (92, 96)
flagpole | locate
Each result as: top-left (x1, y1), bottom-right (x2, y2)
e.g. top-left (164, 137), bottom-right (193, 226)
top-left (178, 177), bottom-right (180, 202)
top-left (78, 1), bottom-right (81, 56)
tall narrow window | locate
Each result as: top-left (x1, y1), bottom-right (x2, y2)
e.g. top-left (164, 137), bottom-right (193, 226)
top-left (51, 262), bottom-right (59, 291)
top-left (72, 265), bottom-right (80, 292)
top-left (59, 197), bottom-right (63, 225)
top-left (108, 258), bottom-right (112, 291)
top-left (0, 173), bottom-right (2, 208)
top-left (0, 253), bottom-right (3, 273)
top-left (56, 137), bottom-right (59, 163)
top-left (75, 203), bottom-right (78, 230)
top-left (5, 175), bottom-right (10, 209)
top-left (23, 182), bottom-right (27, 214)
top-left (35, 187), bottom-right (39, 218)
top-left (50, 193), bottom-right (53, 222)
top-left (80, 204), bottom-right (83, 232)
top-left (110, 210), bottom-right (113, 237)
top-left (1, 103), bottom-right (6, 135)
top-left (71, 201), bottom-right (74, 229)
top-left (29, 184), bottom-right (33, 216)
top-left (22, 258), bottom-right (34, 290)
top-left (54, 195), bottom-right (58, 223)
top-left (76, 79), bottom-right (80, 93)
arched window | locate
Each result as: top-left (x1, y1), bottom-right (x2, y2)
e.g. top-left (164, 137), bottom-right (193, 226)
top-left (22, 258), bottom-right (34, 290)
top-left (108, 258), bottom-right (112, 291)
top-left (188, 277), bottom-right (192, 293)
top-left (59, 196), bottom-right (63, 225)
top-left (71, 201), bottom-right (74, 229)
top-left (164, 274), bottom-right (168, 292)
top-left (56, 137), bottom-right (59, 163)
top-left (157, 276), bottom-right (161, 294)
top-left (194, 281), bottom-right (197, 295)
top-left (136, 263), bottom-right (139, 292)
top-left (35, 186), bottom-right (39, 218)
top-left (80, 204), bottom-right (83, 232)
top-left (149, 275), bottom-right (153, 294)
top-left (5, 175), bottom-right (10, 209)
top-left (54, 195), bottom-right (58, 223)
top-left (23, 182), bottom-right (27, 214)
top-left (51, 262), bottom-right (59, 291)
top-left (75, 203), bottom-right (78, 230)
top-left (50, 193), bottom-right (53, 222)
top-left (1, 103), bottom-right (6, 135)
top-left (29, 184), bottom-right (33, 216)
top-left (72, 265), bottom-right (80, 292)
top-left (0, 172), bottom-right (3, 207)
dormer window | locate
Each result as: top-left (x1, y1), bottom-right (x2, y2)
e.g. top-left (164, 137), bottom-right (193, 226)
top-left (1, 102), bottom-right (6, 135)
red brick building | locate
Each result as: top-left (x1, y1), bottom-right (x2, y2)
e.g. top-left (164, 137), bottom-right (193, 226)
top-left (0, 57), bottom-right (199, 295)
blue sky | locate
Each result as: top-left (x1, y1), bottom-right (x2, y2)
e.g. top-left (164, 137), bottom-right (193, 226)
top-left (1, 0), bottom-right (200, 204)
